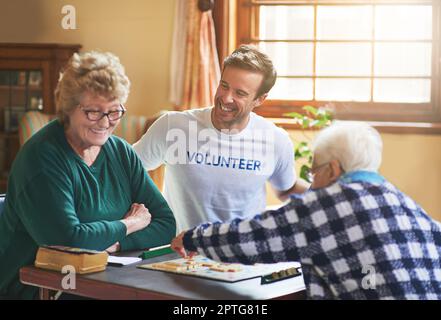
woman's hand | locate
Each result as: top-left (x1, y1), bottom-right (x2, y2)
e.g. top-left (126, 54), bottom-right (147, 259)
top-left (171, 231), bottom-right (197, 258)
top-left (121, 203), bottom-right (152, 236)
top-left (106, 242), bottom-right (120, 253)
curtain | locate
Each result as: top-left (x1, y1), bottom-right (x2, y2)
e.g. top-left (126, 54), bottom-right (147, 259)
top-left (169, 0), bottom-right (220, 110)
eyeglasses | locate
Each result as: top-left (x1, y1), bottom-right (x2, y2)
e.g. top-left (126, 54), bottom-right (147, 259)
top-left (79, 104), bottom-right (126, 122)
top-left (305, 162), bottom-right (329, 183)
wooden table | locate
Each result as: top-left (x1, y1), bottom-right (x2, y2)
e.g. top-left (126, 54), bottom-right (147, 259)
top-left (20, 252), bottom-right (306, 300)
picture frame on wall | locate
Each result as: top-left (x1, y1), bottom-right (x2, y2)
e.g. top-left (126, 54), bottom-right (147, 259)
top-left (28, 71), bottom-right (42, 87)
top-left (17, 71), bottom-right (27, 86)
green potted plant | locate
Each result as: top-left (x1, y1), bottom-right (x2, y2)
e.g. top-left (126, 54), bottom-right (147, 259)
top-left (284, 105), bottom-right (333, 182)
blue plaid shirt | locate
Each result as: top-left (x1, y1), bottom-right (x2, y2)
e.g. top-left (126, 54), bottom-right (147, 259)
top-left (183, 171), bottom-right (441, 299)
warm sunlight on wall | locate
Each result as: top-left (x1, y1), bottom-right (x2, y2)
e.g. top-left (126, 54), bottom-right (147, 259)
top-left (267, 130), bottom-right (441, 222)
top-left (2, 0), bottom-right (440, 222)
top-left (0, 0), bottom-right (176, 117)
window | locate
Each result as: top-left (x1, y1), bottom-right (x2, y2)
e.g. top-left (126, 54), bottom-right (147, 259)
top-left (218, 0), bottom-right (441, 123)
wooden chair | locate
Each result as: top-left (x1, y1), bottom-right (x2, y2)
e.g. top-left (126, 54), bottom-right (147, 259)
top-left (116, 112), bottom-right (166, 191)
top-left (18, 111), bottom-right (54, 146)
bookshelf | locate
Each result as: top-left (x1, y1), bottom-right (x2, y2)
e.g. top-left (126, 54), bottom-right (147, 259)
top-left (0, 43), bottom-right (81, 193)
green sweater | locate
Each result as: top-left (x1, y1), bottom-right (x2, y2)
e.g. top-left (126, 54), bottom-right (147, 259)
top-left (0, 120), bottom-right (176, 299)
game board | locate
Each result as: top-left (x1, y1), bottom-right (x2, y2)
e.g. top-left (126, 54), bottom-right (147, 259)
top-left (137, 255), bottom-right (302, 283)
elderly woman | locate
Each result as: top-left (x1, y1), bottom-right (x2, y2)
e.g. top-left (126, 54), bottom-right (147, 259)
top-left (0, 51), bottom-right (176, 299)
top-left (172, 121), bottom-right (441, 299)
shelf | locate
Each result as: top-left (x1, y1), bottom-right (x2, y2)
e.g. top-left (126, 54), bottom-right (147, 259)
top-left (0, 131), bottom-right (19, 139)
top-left (0, 43), bottom-right (81, 192)
top-left (0, 85), bottom-right (42, 91)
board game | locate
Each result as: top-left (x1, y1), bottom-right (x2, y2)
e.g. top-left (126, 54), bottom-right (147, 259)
top-left (137, 255), bottom-right (302, 283)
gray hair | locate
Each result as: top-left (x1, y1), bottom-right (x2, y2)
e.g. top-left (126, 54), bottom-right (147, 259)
top-left (55, 51), bottom-right (130, 126)
top-left (313, 121), bottom-right (383, 172)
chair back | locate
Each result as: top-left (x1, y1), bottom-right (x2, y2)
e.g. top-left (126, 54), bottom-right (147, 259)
top-left (114, 112), bottom-right (166, 190)
top-left (18, 111), bottom-right (54, 146)
top-left (113, 115), bottom-right (148, 144)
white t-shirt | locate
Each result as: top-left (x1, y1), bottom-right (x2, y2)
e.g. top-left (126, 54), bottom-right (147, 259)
top-left (133, 107), bottom-right (296, 232)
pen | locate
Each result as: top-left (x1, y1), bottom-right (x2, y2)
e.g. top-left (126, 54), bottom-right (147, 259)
top-left (139, 244), bottom-right (174, 260)
top-left (148, 244), bottom-right (171, 251)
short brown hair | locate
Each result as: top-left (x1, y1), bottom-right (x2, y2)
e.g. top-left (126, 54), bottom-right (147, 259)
top-left (55, 51), bottom-right (130, 126)
top-left (222, 45), bottom-right (277, 98)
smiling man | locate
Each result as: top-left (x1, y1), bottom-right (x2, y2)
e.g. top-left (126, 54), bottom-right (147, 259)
top-left (134, 45), bottom-right (309, 232)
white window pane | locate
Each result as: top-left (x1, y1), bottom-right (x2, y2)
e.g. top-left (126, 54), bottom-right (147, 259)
top-left (375, 43), bottom-right (432, 77)
top-left (317, 5), bottom-right (372, 40)
top-left (316, 79), bottom-right (371, 102)
top-left (268, 78), bottom-right (313, 100)
top-left (375, 5), bottom-right (432, 40)
top-left (316, 43), bottom-right (372, 76)
top-left (259, 6), bottom-right (314, 40)
top-left (374, 79), bottom-right (431, 103)
top-left (259, 42), bottom-right (313, 76)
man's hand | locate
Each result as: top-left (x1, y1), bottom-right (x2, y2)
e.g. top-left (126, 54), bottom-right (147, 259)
top-left (171, 231), bottom-right (197, 258)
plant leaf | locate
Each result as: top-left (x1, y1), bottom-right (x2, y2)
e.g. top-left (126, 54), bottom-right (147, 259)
top-left (300, 164), bottom-right (311, 182)
top-left (302, 118), bottom-right (310, 128)
top-left (302, 105), bottom-right (318, 116)
top-left (283, 112), bottom-right (303, 119)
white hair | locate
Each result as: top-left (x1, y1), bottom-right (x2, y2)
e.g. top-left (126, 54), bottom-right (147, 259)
top-left (313, 121), bottom-right (383, 172)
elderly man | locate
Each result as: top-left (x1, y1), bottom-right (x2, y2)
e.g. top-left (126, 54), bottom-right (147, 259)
top-left (171, 121), bottom-right (441, 300)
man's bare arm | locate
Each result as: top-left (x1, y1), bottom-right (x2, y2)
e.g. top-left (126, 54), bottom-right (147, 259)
top-left (273, 179), bottom-right (310, 202)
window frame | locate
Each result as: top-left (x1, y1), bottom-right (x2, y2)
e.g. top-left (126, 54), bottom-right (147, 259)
top-left (214, 0), bottom-right (441, 126)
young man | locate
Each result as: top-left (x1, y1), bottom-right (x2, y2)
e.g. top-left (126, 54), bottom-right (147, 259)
top-left (171, 122), bottom-right (441, 300)
top-left (134, 45), bottom-right (308, 232)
